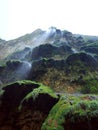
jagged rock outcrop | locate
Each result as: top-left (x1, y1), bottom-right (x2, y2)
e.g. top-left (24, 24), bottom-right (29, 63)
top-left (30, 43), bottom-right (72, 60)
top-left (66, 52), bottom-right (98, 70)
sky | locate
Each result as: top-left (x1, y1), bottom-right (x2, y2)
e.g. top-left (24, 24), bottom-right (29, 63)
top-left (0, 0), bottom-right (98, 40)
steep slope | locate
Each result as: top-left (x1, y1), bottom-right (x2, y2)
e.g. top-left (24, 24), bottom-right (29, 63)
top-left (42, 94), bottom-right (98, 130)
top-left (0, 29), bottom-right (44, 60)
top-left (0, 27), bottom-right (98, 130)
top-left (0, 27), bottom-right (82, 61)
top-left (0, 27), bottom-right (98, 93)
top-left (27, 53), bottom-right (98, 93)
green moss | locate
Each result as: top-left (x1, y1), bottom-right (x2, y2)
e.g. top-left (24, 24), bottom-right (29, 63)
top-left (81, 79), bottom-right (98, 94)
top-left (16, 80), bottom-right (38, 86)
top-left (41, 94), bottom-right (98, 130)
top-left (3, 80), bottom-right (38, 88)
top-left (41, 95), bottom-right (72, 130)
top-left (23, 84), bottom-right (58, 101)
top-left (18, 82), bottom-right (58, 110)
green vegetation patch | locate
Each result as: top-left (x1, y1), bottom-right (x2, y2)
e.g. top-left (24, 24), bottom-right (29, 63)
top-left (23, 84), bottom-right (58, 101)
top-left (19, 83), bottom-right (58, 110)
top-left (3, 80), bottom-right (38, 88)
top-left (81, 79), bottom-right (98, 94)
top-left (41, 94), bottom-right (98, 130)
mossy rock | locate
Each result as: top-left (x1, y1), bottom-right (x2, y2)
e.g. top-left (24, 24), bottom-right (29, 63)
top-left (0, 80), bottom-right (40, 108)
top-left (66, 53), bottom-right (98, 69)
top-left (19, 84), bottom-right (59, 112)
top-left (23, 84), bottom-right (58, 101)
top-left (81, 79), bottom-right (98, 94)
top-left (42, 94), bottom-right (98, 130)
top-left (0, 80), bottom-right (59, 130)
top-left (0, 80), bottom-right (58, 112)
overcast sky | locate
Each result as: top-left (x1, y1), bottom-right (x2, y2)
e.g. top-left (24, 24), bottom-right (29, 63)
top-left (0, 0), bottom-right (98, 40)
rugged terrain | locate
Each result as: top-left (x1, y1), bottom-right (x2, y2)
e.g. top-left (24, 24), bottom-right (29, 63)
top-left (0, 81), bottom-right (98, 130)
top-left (0, 27), bottom-right (98, 93)
top-left (0, 27), bottom-right (98, 129)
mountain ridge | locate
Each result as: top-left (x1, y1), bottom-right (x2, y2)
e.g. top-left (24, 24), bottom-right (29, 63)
top-left (0, 27), bottom-right (98, 60)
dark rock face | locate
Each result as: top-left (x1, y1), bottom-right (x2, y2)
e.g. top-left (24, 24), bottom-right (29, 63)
top-left (28, 59), bottom-right (66, 80)
top-left (66, 53), bottom-right (98, 69)
top-left (0, 81), bottom-right (58, 130)
top-left (1, 81), bottom-right (39, 108)
top-left (64, 117), bottom-right (98, 130)
top-left (22, 93), bottom-right (58, 113)
top-left (31, 44), bottom-right (57, 59)
top-left (31, 43), bottom-right (72, 60)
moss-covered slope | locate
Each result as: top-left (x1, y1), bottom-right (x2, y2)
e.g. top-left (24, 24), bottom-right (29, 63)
top-left (1, 80), bottom-right (98, 130)
top-left (42, 94), bottom-right (98, 130)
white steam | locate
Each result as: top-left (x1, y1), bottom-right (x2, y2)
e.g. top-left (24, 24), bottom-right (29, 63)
top-left (30, 27), bottom-right (57, 48)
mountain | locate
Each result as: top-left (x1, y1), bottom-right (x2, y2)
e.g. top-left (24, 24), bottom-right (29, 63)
top-left (0, 27), bottom-right (98, 129)
top-left (0, 27), bottom-right (85, 61)
top-left (0, 27), bottom-right (98, 93)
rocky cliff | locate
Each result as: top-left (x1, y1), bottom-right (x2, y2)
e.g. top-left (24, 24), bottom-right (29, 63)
top-left (0, 27), bottom-right (98, 93)
top-left (0, 27), bottom-right (98, 129)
